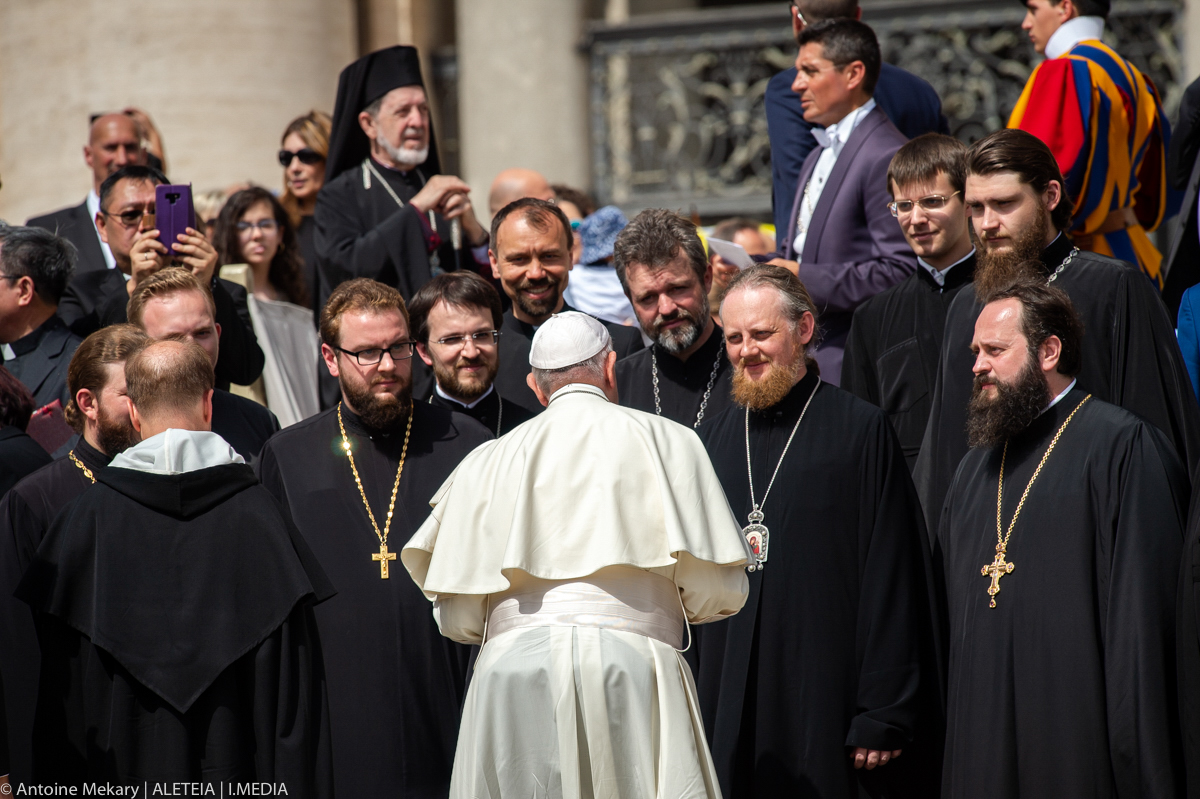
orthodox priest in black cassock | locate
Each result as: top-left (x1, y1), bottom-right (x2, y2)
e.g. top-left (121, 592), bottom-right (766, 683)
top-left (15, 429), bottom-right (335, 791)
top-left (315, 45), bottom-right (488, 309)
top-left (914, 236), bottom-right (1200, 538)
top-left (258, 401), bottom-right (492, 797)
top-left (842, 251), bottom-right (976, 470)
top-left (937, 282), bottom-right (1187, 797)
top-left (0, 437), bottom-right (108, 783)
top-left (940, 390), bottom-right (1187, 797)
top-left (699, 371), bottom-right (943, 798)
top-left (616, 316), bottom-right (734, 429)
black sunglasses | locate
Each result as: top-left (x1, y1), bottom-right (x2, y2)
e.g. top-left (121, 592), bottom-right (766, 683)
top-left (278, 148), bottom-right (323, 167)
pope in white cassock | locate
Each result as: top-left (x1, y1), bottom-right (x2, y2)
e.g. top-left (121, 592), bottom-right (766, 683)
top-left (402, 311), bottom-right (752, 799)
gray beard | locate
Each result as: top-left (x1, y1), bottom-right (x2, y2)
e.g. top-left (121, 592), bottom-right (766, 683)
top-left (651, 311), bottom-right (704, 355)
top-left (377, 135), bottom-right (429, 168)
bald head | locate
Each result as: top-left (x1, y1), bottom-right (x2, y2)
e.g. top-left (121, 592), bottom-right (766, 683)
top-left (125, 339), bottom-right (215, 437)
top-left (488, 168), bottom-right (555, 216)
top-left (85, 114), bottom-right (145, 193)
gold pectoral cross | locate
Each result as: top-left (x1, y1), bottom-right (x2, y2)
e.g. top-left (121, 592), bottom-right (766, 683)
top-left (373, 542), bottom-right (397, 579)
top-left (981, 545), bottom-right (1015, 608)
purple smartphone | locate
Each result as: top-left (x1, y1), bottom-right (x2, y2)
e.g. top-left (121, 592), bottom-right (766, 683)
top-left (155, 183), bottom-right (195, 259)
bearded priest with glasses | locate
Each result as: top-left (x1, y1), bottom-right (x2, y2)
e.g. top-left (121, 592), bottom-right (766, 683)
top-left (256, 278), bottom-right (493, 798)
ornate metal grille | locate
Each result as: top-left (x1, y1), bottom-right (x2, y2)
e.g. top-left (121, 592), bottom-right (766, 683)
top-left (585, 1), bottom-right (1182, 218)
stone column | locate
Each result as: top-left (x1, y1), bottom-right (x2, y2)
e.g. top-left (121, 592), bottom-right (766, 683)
top-left (0, 0), bottom-right (355, 225)
top-left (455, 0), bottom-right (590, 221)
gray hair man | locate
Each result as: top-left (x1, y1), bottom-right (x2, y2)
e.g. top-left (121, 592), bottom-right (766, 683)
top-left (613, 209), bottom-right (735, 428)
top-left (404, 310), bottom-right (751, 799)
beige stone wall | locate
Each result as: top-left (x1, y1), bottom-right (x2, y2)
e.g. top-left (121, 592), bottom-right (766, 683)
top-left (0, 0), bottom-right (356, 225)
top-left (455, 0), bottom-right (591, 223)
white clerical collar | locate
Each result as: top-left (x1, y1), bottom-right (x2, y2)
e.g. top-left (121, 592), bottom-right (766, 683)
top-left (548, 382), bottom-right (608, 404)
top-left (1041, 378), bottom-right (1078, 415)
top-left (811, 98), bottom-right (877, 152)
top-left (435, 382), bottom-right (493, 410)
top-left (110, 429), bottom-right (245, 475)
top-left (917, 247), bottom-right (976, 289)
top-left (1045, 16), bottom-right (1105, 59)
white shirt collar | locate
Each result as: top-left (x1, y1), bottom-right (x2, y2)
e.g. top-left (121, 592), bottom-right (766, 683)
top-left (435, 382), bottom-right (493, 410)
top-left (811, 98), bottom-right (877, 152)
top-left (1045, 16), bottom-right (1105, 59)
top-left (917, 247), bottom-right (976, 289)
top-left (109, 429), bottom-right (245, 475)
top-left (1041, 378), bottom-right (1078, 414)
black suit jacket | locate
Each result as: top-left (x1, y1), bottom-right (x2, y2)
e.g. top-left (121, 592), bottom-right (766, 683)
top-left (57, 269), bottom-right (265, 391)
top-left (211, 388), bottom-right (280, 462)
top-left (27, 200), bottom-right (107, 275)
top-left (2, 315), bottom-right (82, 410)
top-left (0, 425), bottom-right (52, 497)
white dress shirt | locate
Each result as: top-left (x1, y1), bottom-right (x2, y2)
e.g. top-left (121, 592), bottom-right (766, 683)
top-left (1044, 16), bottom-right (1105, 59)
top-left (86, 189), bottom-right (118, 270)
top-left (793, 98), bottom-right (877, 259)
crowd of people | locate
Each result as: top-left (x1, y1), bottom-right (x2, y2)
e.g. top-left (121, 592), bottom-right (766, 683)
top-left (3, 0), bottom-right (1200, 796)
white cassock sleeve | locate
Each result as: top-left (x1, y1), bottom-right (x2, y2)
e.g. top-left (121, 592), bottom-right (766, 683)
top-left (432, 593), bottom-right (489, 645)
top-left (669, 553), bottom-right (749, 625)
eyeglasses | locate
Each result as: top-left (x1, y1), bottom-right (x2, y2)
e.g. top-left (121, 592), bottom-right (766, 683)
top-left (236, 219), bottom-right (280, 235)
top-left (335, 342), bottom-right (414, 365)
top-left (432, 330), bottom-right (500, 349)
top-left (278, 148), bottom-right (323, 167)
top-left (102, 207), bottom-right (154, 228)
top-left (888, 191), bottom-right (962, 217)
top-left (789, 2), bottom-right (808, 27)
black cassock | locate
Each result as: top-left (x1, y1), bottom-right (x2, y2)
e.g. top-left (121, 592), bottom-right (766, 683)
top-left (494, 303), bottom-right (645, 415)
top-left (913, 234), bottom-right (1200, 537)
top-left (938, 389), bottom-right (1187, 798)
top-left (257, 402), bottom-right (493, 798)
top-left (615, 324), bottom-right (734, 428)
top-left (697, 371), bottom-right (943, 799)
top-left (15, 460), bottom-right (335, 792)
top-left (314, 156), bottom-right (480, 310)
top-left (0, 436), bottom-right (105, 782)
top-left (426, 388), bottom-right (536, 437)
top-left (842, 254), bottom-right (975, 471)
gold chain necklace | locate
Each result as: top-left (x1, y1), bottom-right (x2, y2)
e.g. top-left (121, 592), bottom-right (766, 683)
top-left (982, 394), bottom-right (1091, 607)
top-left (337, 403), bottom-right (413, 579)
top-left (68, 450), bottom-right (96, 484)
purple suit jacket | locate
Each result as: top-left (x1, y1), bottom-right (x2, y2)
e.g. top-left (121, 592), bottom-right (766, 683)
top-left (782, 107), bottom-right (916, 384)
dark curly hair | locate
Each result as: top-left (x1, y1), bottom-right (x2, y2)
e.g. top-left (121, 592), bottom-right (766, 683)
top-left (0, 365), bottom-right (35, 431)
top-left (214, 186), bottom-right (309, 308)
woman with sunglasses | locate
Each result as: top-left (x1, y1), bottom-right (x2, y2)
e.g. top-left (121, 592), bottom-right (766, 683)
top-left (278, 110), bottom-right (332, 312)
top-left (215, 188), bottom-right (319, 426)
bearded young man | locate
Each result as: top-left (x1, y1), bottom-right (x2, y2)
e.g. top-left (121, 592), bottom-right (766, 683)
top-left (0, 324), bottom-right (145, 782)
top-left (913, 128), bottom-right (1200, 537)
top-left (409, 271), bottom-right (535, 436)
top-left (256, 278), bottom-right (492, 798)
top-left (613, 209), bottom-right (735, 428)
top-left (695, 264), bottom-right (942, 798)
top-left (938, 277), bottom-right (1186, 798)
top-left (489, 198), bottom-right (643, 414)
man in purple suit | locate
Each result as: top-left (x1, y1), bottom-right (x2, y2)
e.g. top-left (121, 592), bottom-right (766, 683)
top-left (769, 19), bottom-right (916, 384)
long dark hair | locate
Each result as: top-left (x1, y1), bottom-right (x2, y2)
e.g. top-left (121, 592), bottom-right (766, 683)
top-left (215, 187), bottom-right (309, 308)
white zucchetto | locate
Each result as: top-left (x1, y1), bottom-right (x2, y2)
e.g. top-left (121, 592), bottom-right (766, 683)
top-left (528, 311), bottom-right (612, 369)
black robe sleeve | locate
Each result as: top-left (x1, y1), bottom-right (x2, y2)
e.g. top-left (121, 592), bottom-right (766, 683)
top-left (840, 311), bottom-right (880, 408)
top-left (313, 176), bottom-right (434, 300)
top-left (245, 602), bottom-right (334, 798)
top-left (0, 665), bottom-right (8, 778)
